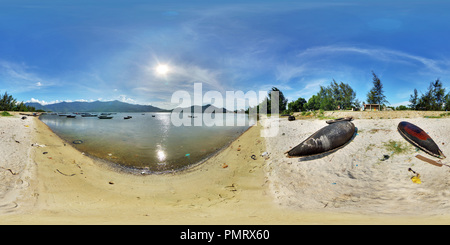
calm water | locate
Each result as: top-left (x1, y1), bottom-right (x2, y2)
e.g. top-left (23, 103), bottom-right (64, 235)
top-left (40, 112), bottom-right (255, 173)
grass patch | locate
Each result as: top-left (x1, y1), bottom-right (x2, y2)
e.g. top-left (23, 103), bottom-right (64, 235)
top-left (301, 111), bottom-right (311, 116)
top-left (298, 109), bottom-right (339, 120)
top-left (424, 113), bottom-right (450, 118)
top-left (365, 143), bottom-right (376, 152)
top-left (1, 111), bottom-right (13, 117)
top-left (383, 140), bottom-right (412, 155)
top-left (368, 128), bottom-right (392, 134)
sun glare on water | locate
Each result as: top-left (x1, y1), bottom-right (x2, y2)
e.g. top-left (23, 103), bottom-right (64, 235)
top-left (156, 64), bottom-right (170, 75)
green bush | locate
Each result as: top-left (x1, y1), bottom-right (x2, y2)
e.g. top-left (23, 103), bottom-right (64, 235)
top-left (1, 111), bottom-right (13, 116)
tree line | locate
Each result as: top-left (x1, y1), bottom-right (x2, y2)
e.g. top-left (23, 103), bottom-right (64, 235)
top-left (286, 71), bottom-right (385, 113)
top-left (409, 79), bottom-right (450, 111)
top-left (256, 71), bottom-right (450, 114)
top-left (0, 91), bottom-right (36, 112)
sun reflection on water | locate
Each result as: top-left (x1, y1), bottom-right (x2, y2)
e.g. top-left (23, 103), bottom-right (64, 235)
top-left (156, 145), bottom-right (166, 164)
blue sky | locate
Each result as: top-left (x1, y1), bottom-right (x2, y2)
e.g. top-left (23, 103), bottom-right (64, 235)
top-left (2, 0), bottom-right (450, 109)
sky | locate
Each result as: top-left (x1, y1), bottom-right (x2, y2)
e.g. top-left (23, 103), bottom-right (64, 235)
top-left (2, 0), bottom-right (450, 110)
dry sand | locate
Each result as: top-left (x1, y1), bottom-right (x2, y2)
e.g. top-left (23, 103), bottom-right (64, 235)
top-left (0, 114), bottom-right (36, 214)
top-left (267, 115), bottom-right (450, 216)
top-left (1, 111), bottom-right (450, 224)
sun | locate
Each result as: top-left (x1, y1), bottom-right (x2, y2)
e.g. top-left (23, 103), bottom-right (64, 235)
top-left (155, 64), bottom-right (170, 75)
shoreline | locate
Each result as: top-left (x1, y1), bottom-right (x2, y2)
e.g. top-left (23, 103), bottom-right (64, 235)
top-left (2, 114), bottom-right (278, 224)
top-left (38, 113), bottom-right (253, 175)
top-left (1, 111), bottom-right (450, 224)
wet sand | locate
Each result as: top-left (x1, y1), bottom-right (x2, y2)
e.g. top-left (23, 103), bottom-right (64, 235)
top-left (1, 111), bottom-right (450, 224)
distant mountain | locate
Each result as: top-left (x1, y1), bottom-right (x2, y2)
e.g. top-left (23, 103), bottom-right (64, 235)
top-left (25, 100), bottom-right (171, 113)
top-left (173, 104), bottom-right (230, 113)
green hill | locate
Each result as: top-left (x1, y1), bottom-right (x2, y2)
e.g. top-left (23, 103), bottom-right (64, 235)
top-left (25, 100), bottom-right (170, 113)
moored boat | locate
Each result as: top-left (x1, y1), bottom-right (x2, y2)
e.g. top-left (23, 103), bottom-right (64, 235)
top-left (98, 115), bottom-right (113, 119)
top-left (81, 113), bottom-right (98, 117)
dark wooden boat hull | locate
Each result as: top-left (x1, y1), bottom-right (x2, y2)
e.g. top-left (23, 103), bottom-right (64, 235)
top-left (286, 121), bottom-right (355, 157)
top-left (397, 121), bottom-right (445, 159)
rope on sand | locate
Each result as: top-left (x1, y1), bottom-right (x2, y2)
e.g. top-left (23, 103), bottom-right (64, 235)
top-left (0, 167), bottom-right (18, 175)
top-left (56, 169), bottom-right (75, 176)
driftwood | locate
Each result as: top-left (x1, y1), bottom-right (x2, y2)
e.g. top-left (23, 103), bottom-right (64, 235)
top-left (415, 154), bottom-right (450, 168)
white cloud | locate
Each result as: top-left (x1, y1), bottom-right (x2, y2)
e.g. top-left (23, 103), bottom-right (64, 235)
top-left (28, 98), bottom-right (98, 105)
top-left (276, 64), bottom-right (307, 83)
top-left (297, 45), bottom-right (450, 74)
top-left (75, 99), bottom-right (94, 103)
top-left (164, 63), bottom-right (224, 91)
top-left (0, 60), bottom-right (55, 92)
top-left (130, 62), bottom-right (227, 107)
top-left (293, 79), bottom-right (328, 100)
top-left (117, 95), bottom-right (137, 104)
top-left (28, 98), bottom-right (47, 105)
top-left (28, 98), bottom-right (60, 105)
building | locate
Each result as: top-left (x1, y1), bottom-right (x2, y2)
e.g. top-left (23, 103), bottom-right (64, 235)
top-left (363, 103), bottom-right (382, 111)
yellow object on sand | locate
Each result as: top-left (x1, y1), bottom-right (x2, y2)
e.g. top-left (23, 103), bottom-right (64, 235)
top-left (411, 175), bottom-right (421, 184)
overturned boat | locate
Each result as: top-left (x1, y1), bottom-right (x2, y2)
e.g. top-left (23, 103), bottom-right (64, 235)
top-left (397, 121), bottom-right (446, 159)
top-left (285, 121), bottom-right (356, 157)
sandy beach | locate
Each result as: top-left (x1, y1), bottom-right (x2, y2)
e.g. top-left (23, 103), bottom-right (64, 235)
top-left (1, 111), bottom-right (450, 224)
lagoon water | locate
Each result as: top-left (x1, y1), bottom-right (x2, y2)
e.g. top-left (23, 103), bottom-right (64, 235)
top-left (40, 112), bottom-right (255, 173)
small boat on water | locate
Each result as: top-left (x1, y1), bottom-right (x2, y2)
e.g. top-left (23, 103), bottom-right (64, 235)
top-left (67, 115), bottom-right (76, 118)
top-left (98, 115), bottom-right (113, 119)
top-left (20, 112), bottom-right (39, 117)
top-left (81, 113), bottom-right (98, 117)
top-left (124, 116), bottom-right (132, 119)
